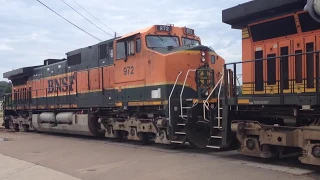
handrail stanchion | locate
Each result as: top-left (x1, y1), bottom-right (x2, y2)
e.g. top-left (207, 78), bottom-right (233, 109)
top-left (168, 71), bottom-right (182, 126)
top-left (180, 69), bottom-right (196, 120)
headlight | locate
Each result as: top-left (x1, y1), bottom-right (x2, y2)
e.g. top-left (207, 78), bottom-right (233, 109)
top-left (201, 57), bottom-right (206, 62)
top-left (201, 89), bottom-right (209, 96)
top-left (205, 90), bottom-right (209, 96)
top-left (201, 51), bottom-right (205, 56)
top-left (314, 0), bottom-right (320, 15)
top-left (305, 0), bottom-right (320, 22)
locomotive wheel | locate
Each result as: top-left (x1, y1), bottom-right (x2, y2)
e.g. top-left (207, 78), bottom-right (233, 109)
top-left (114, 130), bottom-right (126, 142)
top-left (22, 125), bottom-right (30, 132)
top-left (13, 124), bottom-right (20, 132)
top-left (139, 132), bottom-right (156, 145)
top-left (4, 120), bottom-right (10, 129)
top-left (139, 132), bottom-right (150, 145)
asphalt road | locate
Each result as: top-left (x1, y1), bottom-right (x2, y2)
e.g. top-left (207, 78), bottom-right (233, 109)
top-left (0, 130), bottom-right (319, 180)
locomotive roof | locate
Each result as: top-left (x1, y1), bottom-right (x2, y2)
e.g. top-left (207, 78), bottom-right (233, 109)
top-left (117, 26), bottom-right (153, 41)
top-left (3, 65), bottom-right (41, 79)
top-left (66, 38), bottom-right (118, 57)
top-left (222, 0), bottom-right (306, 29)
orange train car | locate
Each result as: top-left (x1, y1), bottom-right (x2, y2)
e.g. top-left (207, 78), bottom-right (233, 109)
top-left (222, 0), bottom-right (320, 166)
top-left (2, 24), bottom-right (227, 147)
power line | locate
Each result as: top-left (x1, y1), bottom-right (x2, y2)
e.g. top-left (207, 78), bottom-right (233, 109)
top-left (36, 0), bottom-right (102, 41)
top-left (60, 0), bottom-right (114, 38)
top-left (71, 0), bottom-right (118, 37)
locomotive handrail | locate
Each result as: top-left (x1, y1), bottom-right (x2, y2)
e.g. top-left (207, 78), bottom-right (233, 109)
top-left (180, 69), bottom-right (197, 120)
top-left (203, 74), bottom-right (224, 108)
top-left (11, 84), bottom-right (73, 109)
top-left (223, 50), bottom-right (320, 105)
top-left (224, 50), bottom-right (320, 65)
top-left (202, 74), bottom-right (224, 121)
top-left (168, 71), bottom-right (182, 126)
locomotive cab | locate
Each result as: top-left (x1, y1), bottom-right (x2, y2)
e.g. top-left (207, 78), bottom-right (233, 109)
top-left (113, 24), bottom-right (224, 104)
top-left (111, 25), bottom-right (226, 147)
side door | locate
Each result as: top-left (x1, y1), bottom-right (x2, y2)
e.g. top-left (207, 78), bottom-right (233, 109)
top-left (292, 37), bottom-right (304, 93)
top-left (278, 40), bottom-right (292, 93)
top-left (304, 35), bottom-right (316, 92)
top-left (253, 44), bottom-right (265, 94)
top-left (265, 42), bottom-right (278, 94)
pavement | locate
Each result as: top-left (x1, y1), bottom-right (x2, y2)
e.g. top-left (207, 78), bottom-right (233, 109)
top-left (0, 130), bottom-right (319, 180)
top-left (0, 153), bottom-right (80, 180)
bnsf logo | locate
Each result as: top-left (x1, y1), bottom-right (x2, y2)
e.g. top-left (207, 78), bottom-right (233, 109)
top-left (47, 75), bottom-right (75, 94)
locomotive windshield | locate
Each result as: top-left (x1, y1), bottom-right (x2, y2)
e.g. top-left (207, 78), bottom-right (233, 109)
top-left (182, 38), bottom-right (200, 46)
top-left (146, 35), bottom-right (180, 48)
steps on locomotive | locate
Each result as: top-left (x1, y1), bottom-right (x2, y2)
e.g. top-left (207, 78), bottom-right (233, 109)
top-left (170, 99), bottom-right (193, 144)
top-left (180, 99), bottom-right (225, 149)
top-left (206, 106), bottom-right (224, 149)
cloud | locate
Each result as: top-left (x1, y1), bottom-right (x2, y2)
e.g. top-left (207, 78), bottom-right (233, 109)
top-left (0, 0), bottom-right (247, 81)
top-left (0, 44), bottom-right (14, 51)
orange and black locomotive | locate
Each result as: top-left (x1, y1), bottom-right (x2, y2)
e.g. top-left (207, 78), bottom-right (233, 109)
top-left (3, 24), bottom-right (226, 146)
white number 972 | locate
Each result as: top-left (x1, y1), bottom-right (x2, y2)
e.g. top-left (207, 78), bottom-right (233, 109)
top-left (160, 26), bottom-right (169, 31)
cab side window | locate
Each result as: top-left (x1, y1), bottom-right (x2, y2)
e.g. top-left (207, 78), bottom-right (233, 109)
top-left (116, 41), bottom-right (126, 59)
top-left (136, 38), bottom-right (141, 53)
top-left (126, 40), bottom-right (135, 56)
top-left (116, 38), bottom-right (136, 60)
top-left (211, 55), bottom-right (216, 64)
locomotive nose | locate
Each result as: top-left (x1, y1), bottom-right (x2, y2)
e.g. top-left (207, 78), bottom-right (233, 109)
top-left (195, 65), bottom-right (214, 99)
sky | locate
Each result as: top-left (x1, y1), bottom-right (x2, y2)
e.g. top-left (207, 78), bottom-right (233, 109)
top-left (0, 0), bottom-right (247, 81)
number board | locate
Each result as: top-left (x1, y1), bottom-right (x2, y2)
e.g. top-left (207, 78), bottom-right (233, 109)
top-left (156, 25), bottom-right (172, 32)
top-left (184, 28), bottom-right (195, 35)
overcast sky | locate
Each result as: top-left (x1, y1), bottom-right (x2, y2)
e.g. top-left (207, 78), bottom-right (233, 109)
top-left (0, 0), bottom-right (247, 81)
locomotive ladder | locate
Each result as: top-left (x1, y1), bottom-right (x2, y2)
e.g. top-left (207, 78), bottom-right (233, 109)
top-left (169, 70), bottom-right (198, 144)
top-left (168, 71), bottom-right (187, 144)
top-left (203, 73), bottom-right (224, 149)
top-left (169, 69), bottom-right (224, 146)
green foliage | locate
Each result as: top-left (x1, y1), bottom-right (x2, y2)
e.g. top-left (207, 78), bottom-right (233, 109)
top-left (0, 81), bottom-right (11, 100)
top-left (237, 85), bottom-right (242, 95)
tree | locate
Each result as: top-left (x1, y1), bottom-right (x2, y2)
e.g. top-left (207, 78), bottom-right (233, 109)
top-left (0, 81), bottom-right (12, 100)
top-left (5, 86), bottom-right (12, 93)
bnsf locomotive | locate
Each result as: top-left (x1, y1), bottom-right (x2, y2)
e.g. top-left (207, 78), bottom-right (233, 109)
top-left (221, 0), bottom-right (320, 166)
top-left (2, 24), bottom-right (227, 147)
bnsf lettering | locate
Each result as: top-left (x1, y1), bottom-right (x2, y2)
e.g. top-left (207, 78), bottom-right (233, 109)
top-left (48, 75), bottom-right (75, 94)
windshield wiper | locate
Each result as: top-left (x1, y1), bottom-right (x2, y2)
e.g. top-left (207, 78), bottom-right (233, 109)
top-left (157, 35), bottom-right (164, 43)
top-left (169, 36), bottom-right (179, 46)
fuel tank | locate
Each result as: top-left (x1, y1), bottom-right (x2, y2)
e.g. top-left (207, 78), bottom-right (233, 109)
top-left (56, 112), bottom-right (74, 124)
top-left (32, 113), bottom-right (102, 137)
top-left (39, 112), bottom-right (56, 123)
